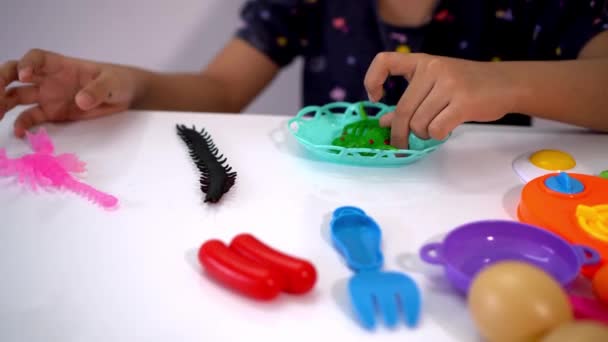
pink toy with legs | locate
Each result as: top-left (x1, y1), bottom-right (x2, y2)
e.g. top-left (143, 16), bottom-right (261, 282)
top-left (0, 128), bottom-right (118, 209)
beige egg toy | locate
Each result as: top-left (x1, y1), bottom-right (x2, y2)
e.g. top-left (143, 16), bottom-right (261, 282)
top-left (468, 261), bottom-right (573, 342)
top-left (540, 320), bottom-right (608, 342)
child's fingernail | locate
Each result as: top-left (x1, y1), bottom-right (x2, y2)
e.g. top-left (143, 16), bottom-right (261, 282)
top-left (76, 91), bottom-right (95, 109)
top-left (18, 67), bottom-right (32, 81)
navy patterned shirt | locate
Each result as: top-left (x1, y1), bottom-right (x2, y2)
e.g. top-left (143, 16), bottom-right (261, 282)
top-left (236, 0), bottom-right (608, 126)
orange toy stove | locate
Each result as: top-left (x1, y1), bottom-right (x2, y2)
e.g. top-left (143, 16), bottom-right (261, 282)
top-left (517, 172), bottom-right (608, 278)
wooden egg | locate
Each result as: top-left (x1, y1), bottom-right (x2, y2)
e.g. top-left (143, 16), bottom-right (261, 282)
top-left (468, 261), bottom-right (573, 342)
top-left (540, 320), bottom-right (608, 342)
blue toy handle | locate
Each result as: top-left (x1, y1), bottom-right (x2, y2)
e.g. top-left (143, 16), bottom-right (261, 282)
top-left (332, 206), bottom-right (366, 219)
top-left (330, 206), bottom-right (384, 272)
top-left (573, 245), bottom-right (601, 266)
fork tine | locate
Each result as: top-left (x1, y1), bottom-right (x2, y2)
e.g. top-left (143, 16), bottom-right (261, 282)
top-left (397, 279), bottom-right (422, 327)
top-left (348, 285), bottom-right (377, 329)
top-left (378, 293), bottom-right (399, 328)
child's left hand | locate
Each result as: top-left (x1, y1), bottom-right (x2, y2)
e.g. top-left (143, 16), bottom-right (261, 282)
top-left (364, 52), bottom-right (519, 149)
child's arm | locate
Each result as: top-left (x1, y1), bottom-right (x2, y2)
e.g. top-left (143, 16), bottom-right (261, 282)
top-left (507, 32), bottom-right (608, 129)
top-left (1, 1), bottom-right (302, 137)
top-left (0, 41), bottom-right (279, 137)
top-left (364, 31), bottom-right (608, 149)
top-left (126, 38), bottom-right (279, 113)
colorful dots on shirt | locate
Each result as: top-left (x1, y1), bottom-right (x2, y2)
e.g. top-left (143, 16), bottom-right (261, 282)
top-left (330, 86), bottom-right (347, 101)
top-left (346, 55), bottom-right (357, 65)
top-left (556, 46), bottom-right (562, 56)
top-left (533, 25), bottom-right (542, 40)
top-left (434, 9), bottom-right (455, 22)
top-left (459, 40), bottom-right (469, 50)
top-left (496, 9), bottom-right (514, 21)
top-left (332, 17), bottom-right (349, 33)
top-left (590, 0), bottom-right (596, 8)
top-left (389, 32), bottom-right (408, 44)
top-left (396, 44), bottom-right (411, 53)
top-left (260, 10), bottom-right (271, 20)
top-left (300, 38), bottom-right (309, 47)
top-left (308, 56), bottom-right (327, 73)
top-left (492, 56), bottom-right (502, 62)
top-left (277, 36), bottom-right (288, 47)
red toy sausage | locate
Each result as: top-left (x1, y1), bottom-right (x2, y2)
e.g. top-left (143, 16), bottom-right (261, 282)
top-left (198, 239), bottom-right (283, 300)
top-left (229, 233), bottom-right (317, 294)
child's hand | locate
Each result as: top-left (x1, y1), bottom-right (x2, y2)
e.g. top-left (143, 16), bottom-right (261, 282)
top-left (0, 49), bottom-right (137, 138)
top-left (364, 52), bottom-right (517, 148)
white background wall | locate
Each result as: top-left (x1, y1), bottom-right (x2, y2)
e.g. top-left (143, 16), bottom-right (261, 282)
top-left (0, 0), bottom-right (568, 128)
top-left (0, 0), bottom-right (302, 116)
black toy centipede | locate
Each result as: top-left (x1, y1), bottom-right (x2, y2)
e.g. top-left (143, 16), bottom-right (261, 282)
top-left (176, 124), bottom-right (237, 203)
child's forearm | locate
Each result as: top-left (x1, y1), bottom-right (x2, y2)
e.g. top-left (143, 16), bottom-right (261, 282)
top-left (502, 58), bottom-right (608, 131)
top-left (127, 68), bottom-right (239, 113)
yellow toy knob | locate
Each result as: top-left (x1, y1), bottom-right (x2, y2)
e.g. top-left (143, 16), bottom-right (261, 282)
top-left (529, 150), bottom-right (576, 171)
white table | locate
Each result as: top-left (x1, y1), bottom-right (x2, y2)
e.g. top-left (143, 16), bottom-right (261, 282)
top-left (1, 110), bottom-right (606, 342)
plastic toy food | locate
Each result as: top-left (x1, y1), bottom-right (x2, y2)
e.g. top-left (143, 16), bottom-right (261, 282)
top-left (197, 234), bottom-right (316, 300)
top-left (599, 170), bottom-right (608, 180)
top-left (468, 261), bottom-right (573, 342)
top-left (176, 124), bottom-right (237, 203)
top-left (0, 127), bottom-right (118, 209)
top-left (331, 103), bottom-right (396, 152)
top-left (539, 321), bottom-right (608, 342)
top-left (287, 101), bottom-right (447, 166)
top-left (198, 239), bottom-right (283, 300)
top-left (229, 233), bottom-right (317, 294)
top-left (419, 220), bottom-right (600, 294)
top-left (517, 172), bottom-right (608, 278)
top-left (329, 206), bottom-right (421, 330)
top-left (593, 265), bottom-right (608, 305)
top-left (512, 149), bottom-right (588, 183)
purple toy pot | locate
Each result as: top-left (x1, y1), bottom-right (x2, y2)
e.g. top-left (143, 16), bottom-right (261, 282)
top-left (419, 220), bottom-right (600, 295)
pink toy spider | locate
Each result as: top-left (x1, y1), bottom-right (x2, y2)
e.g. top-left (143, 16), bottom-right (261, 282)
top-left (0, 127), bottom-right (118, 209)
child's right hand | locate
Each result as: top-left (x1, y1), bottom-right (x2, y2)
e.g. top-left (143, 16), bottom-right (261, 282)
top-left (0, 49), bottom-right (137, 138)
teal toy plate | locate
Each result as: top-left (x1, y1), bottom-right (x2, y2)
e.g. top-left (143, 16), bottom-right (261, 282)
top-left (287, 101), bottom-right (448, 166)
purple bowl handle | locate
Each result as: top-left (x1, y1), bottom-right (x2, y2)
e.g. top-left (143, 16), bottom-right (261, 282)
top-left (420, 242), bottom-right (444, 265)
top-left (573, 245), bottom-right (601, 266)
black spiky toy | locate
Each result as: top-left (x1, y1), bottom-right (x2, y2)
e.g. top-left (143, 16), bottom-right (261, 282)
top-left (176, 124), bottom-right (237, 203)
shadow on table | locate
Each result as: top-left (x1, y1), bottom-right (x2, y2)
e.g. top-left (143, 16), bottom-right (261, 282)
top-left (396, 244), bottom-right (483, 342)
top-left (319, 211), bottom-right (363, 328)
top-left (502, 183), bottom-right (524, 220)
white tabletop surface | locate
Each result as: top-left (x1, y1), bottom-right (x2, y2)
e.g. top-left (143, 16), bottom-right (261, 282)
top-left (1, 109), bottom-right (607, 342)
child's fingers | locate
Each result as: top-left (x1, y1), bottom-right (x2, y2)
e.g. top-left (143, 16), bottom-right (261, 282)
top-left (17, 49), bottom-right (50, 83)
top-left (77, 103), bottom-right (128, 120)
top-left (392, 71), bottom-right (433, 137)
top-left (13, 106), bottom-right (48, 138)
top-left (0, 60), bottom-right (18, 95)
top-left (408, 87), bottom-right (450, 140)
top-left (17, 49), bottom-right (64, 84)
top-left (364, 52), bottom-right (419, 102)
top-left (379, 112), bottom-right (394, 127)
top-left (6, 86), bottom-right (39, 106)
top-left (390, 73), bottom-right (434, 148)
top-left (75, 71), bottom-right (118, 111)
top-left (427, 105), bottom-right (460, 141)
